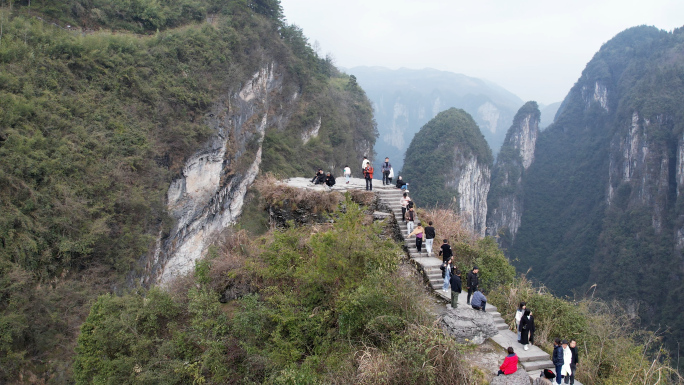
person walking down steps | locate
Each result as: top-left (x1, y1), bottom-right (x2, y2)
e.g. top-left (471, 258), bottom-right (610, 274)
top-left (424, 221), bottom-right (436, 256)
top-left (466, 267), bottom-right (479, 305)
top-left (400, 192), bottom-right (411, 222)
top-left (439, 239), bottom-right (453, 263)
top-left (406, 206), bottom-right (416, 235)
top-left (408, 223), bottom-right (425, 253)
top-left (441, 257), bottom-right (454, 292)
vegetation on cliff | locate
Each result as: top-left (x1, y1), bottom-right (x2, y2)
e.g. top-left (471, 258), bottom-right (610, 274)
top-left (0, 1), bottom-right (375, 380)
top-left (73, 196), bottom-right (478, 384)
top-left (509, 25), bottom-right (684, 358)
top-left (402, 108), bottom-right (492, 208)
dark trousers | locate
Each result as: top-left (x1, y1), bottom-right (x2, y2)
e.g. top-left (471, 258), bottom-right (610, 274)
top-left (401, 207), bottom-right (406, 221)
top-left (568, 364), bottom-right (576, 384)
top-left (416, 237), bottom-right (423, 252)
top-left (471, 301), bottom-right (486, 311)
top-left (555, 365), bottom-right (563, 384)
top-left (467, 287), bottom-right (477, 304)
top-left (382, 171), bottom-right (390, 185)
top-left (451, 290), bottom-right (459, 308)
top-left (365, 177), bottom-right (372, 190)
top-left (497, 370), bottom-right (505, 376)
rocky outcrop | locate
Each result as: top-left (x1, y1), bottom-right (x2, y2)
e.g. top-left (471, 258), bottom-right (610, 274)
top-left (402, 108), bottom-right (493, 237)
top-left (486, 102), bottom-right (540, 247)
top-left (137, 63), bottom-right (294, 285)
top-left (441, 306), bottom-right (498, 344)
top-left (490, 370), bottom-right (531, 385)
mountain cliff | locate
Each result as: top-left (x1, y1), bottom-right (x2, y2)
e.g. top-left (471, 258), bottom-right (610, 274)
top-left (402, 108), bottom-right (492, 236)
top-left (508, 26), bottom-right (684, 349)
top-left (348, 66), bottom-right (523, 170)
top-left (486, 101), bottom-right (540, 248)
top-left (0, 1), bottom-right (375, 380)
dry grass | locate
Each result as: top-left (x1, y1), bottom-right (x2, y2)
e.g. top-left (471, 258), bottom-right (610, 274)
top-left (253, 173), bottom-right (342, 214)
top-left (419, 208), bottom-right (477, 246)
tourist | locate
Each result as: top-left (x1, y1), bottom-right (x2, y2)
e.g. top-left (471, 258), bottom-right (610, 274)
top-left (449, 268), bottom-right (462, 308)
top-left (439, 239), bottom-right (453, 263)
top-left (361, 156), bottom-right (370, 174)
top-left (520, 309), bottom-right (535, 351)
top-left (424, 221), bottom-right (436, 256)
top-left (497, 347), bottom-right (519, 376)
top-left (561, 340), bottom-right (572, 384)
top-left (381, 157), bottom-right (392, 186)
top-left (324, 172), bottom-right (336, 190)
top-left (470, 289), bottom-right (487, 311)
top-left (343, 165), bottom-right (351, 184)
top-left (466, 266), bottom-right (479, 305)
top-left (516, 302), bottom-right (527, 342)
top-left (363, 163), bottom-right (373, 191)
top-left (311, 169), bottom-right (325, 184)
top-left (396, 176), bottom-right (408, 191)
top-left (388, 166), bottom-right (394, 184)
top-left (552, 338), bottom-right (564, 385)
top-left (568, 340), bottom-right (579, 385)
top-left (441, 257), bottom-right (453, 292)
top-left (400, 192), bottom-right (411, 221)
top-left (406, 206), bottom-right (415, 235)
top-left (408, 222), bottom-right (425, 253)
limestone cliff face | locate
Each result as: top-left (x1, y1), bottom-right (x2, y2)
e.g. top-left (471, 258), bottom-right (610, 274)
top-left (138, 64), bottom-right (293, 285)
top-left (486, 102), bottom-right (540, 246)
top-left (403, 108), bottom-right (493, 237)
top-left (450, 153), bottom-right (491, 237)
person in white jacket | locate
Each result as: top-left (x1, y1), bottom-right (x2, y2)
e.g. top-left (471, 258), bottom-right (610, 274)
top-left (561, 340), bottom-right (572, 382)
top-left (388, 167), bottom-right (394, 184)
top-left (515, 302), bottom-right (526, 342)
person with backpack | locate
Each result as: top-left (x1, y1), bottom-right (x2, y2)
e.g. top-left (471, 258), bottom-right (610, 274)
top-left (363, 163), bottom-right (373, 191)
top-left (406, 206), bottom-right (415, 235)
top-left (449, 268), bottom-right (462, 308)
top-left (440, 257), bottom-right (454, 292)
top-left (552, 338), bottom-right (564, 384)
top-left (466, 267), bottom-right (479, 305)
top-left (424, 221), bottom-right (436, 257)
top-left (381, 157), bottom-right (392, 186)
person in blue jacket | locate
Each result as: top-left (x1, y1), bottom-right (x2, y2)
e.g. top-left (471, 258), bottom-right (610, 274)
top-left (470, 289), bottom-right (487, 311)
top-left (552, 338), bottom-right (564, 384)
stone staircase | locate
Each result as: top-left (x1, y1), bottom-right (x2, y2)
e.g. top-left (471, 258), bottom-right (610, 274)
top-left (375, 188), bottom-right (578, 383)
top-left (283, 177), bottom-right (578, 383)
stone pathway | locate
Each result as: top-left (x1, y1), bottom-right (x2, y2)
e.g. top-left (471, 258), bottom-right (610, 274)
top-left (283, 176), bottom-right (580, 383)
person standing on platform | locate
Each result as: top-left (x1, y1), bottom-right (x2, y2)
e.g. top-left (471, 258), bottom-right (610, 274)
top-left (343, 165), bottom-right (351, 184)
top-left (466, 267), bottom-right (479, 305)
top-left (361, 156), bottom-right (370, 174)
top-left (381, 157), bottom-right (392, 186)
top-left (424, 221), bottom-right (436, 256)
top-left (363, 163), bottom-right (373, 191)
top-left (552, 338), bottom-right (564, 385)
top-left (388, 167), bottom-right (394, 184)
top-left (568, 340), bottom-right (579, 385)
top-left (449, 269), bottom-right (462, 308)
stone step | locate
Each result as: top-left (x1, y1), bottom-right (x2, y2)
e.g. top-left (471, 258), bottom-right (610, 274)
top-left (495, 323), bottom-right (509, 331)
top-left (522, 360), bottom-right (554, 371)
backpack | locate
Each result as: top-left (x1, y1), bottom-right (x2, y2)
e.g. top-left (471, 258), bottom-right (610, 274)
top-left (542, 369), bottom-right (555, 379)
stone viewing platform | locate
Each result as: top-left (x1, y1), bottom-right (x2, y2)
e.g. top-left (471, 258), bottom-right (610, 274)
top-left (282, 176), bottom-right (580, 383)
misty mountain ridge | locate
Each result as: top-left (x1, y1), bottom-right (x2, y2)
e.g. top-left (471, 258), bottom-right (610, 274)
top-left (347, 66), bottom-right (524, 170)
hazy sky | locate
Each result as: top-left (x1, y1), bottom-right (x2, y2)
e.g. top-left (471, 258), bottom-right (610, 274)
top-left (280, 0), bottom-right (684, 105)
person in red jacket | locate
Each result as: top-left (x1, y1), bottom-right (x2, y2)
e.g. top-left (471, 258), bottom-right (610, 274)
top-left (497, 347), bottom-right (519, 376)
top-left (363, 164), bottom-right (374, 191)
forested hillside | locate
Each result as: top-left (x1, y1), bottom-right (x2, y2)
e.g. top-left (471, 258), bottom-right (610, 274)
top-left (0, 1), bottom-right (376, 381)
top-left (509, 25), bottom-right (684, 355)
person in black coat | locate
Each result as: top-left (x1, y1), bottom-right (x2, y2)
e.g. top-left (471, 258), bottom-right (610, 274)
top-left (324, 172), bottom-right (336, 189)
top-left (449, 269), bottom-right (462, 308)
top-left (520, 309), bottom-right (535, 350)
top-left (311, 169), bottom-right (325, 184)
top-left (466, 267), bottom-right (479, 305)
top-left (568, 340), bottom-right (579, 385)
